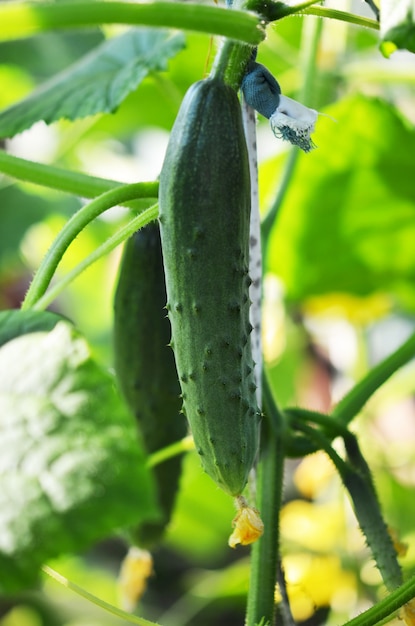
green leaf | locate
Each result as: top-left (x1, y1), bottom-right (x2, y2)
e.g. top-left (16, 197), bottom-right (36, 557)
top-left (0, 309), bottom-right (65, 347)
top-left (380, 0), bottom-right (415, 56)
top-left (0, 319), bottom-right (158, 593)
top-left (0, 28), bottom-right (185, 138)
top-left (266, 95), bottom-right (415, 309)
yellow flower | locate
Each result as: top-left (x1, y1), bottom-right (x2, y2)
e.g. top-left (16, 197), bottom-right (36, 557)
top-left (117, 547), bottom-right (153, 612)
top-left (388, 526), bottom-right (408, 557)
top-left (401, 598), bottom-right (415, 626)
top-left (228, 497), bottom-right (264, 548)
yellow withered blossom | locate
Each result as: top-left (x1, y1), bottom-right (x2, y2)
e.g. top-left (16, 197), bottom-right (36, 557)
top-left (228, 496), bottom-right (264, 548)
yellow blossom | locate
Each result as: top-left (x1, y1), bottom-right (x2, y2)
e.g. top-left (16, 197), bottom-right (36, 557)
top-left (228, 497), bottom-right (264, 548)
top-left (401, 598), bottom-right (415, 626)
top-left (388, 526), bottom-right (408, 557)
top-left (117, 547), bottom-right (153, 612)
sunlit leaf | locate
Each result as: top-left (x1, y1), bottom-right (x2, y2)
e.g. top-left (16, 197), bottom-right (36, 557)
top-left (0, 28), bottom-right (185, 138)
top-left (266, 95), bottom-right (415, 310)
top-left (0, 318), bottom-right (158, 593)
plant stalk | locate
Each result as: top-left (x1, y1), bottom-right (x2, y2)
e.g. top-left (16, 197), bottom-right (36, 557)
top-left (21, 183), bottom-right (155, 310)
top-left (31, 203), bottom-right (158, 311)
top-left (245, 375), bottom-right (285, 626)
top-left (0, 0), bottom-right (265, 44)
top-left (332, 330), bottom-right (415, 425)
top-left (0, 150), bottom-right (158, 202)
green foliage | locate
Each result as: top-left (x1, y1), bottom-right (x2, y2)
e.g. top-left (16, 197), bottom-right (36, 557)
top-left (0, 1), bottom-right (415, 625)
top-left (0, 309), bottom-right (64, 346)
top-left (0, 313), bottom-right (158, 593)
top-left (0, 28), bottom-right (185, 138)
top-left (267, 95), bottom-right (415, 307)
top-left (381, 0), bottom-right (415, 56)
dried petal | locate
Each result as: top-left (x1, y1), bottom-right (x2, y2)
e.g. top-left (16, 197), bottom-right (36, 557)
top-left (228, 498), bottom-right (264, 548)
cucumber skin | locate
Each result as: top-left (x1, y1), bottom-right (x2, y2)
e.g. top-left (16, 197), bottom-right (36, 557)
top-left (113, 223), bottom-right (186, 548)
top-left (159, 78), bottom-right (260, 497)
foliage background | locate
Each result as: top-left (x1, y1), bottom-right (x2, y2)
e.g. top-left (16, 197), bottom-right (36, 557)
top-left (1, 1), bottom-right (415, 625)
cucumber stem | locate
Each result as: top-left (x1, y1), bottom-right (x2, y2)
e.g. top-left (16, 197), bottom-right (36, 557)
top-left (0, 149), bottom-right (158, 201)
top-left (342, 575), bottom-right (415, 626)
top-left (261, 14), bottom-right (322, 255)
top-left (293, 420), bottom-right (403, 593)
top-left (31, 203), bottom-right (158, 311)
top-left (0, 1), bottom-right (265, 45)
top-left (332, 330), bottom-right (415, 425)
top-left (245, 375), bottom-right (285, 626)
top-left (21, 184), bottom-right (156, 310)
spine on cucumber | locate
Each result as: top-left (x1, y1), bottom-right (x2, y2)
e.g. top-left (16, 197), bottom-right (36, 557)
top-left (113, 222), bottom-right (186, 548)
top-left (159, 78), bottom-right (260, 497)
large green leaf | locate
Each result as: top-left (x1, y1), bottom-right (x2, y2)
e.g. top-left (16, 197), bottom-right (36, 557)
top-left (266, 95), bottom-right (415, 309)
top-left (380, 0), bottom-right (415, 57)
top-left (0, 309), bottom-right (65, 347)
top-left (0, 315), bottom-right (158, 593)
top-left (0, 28), bottom-right (185, 138)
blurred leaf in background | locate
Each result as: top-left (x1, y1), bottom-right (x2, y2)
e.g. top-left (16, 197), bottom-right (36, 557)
top-left (265, 95), bottom-right (415, 309)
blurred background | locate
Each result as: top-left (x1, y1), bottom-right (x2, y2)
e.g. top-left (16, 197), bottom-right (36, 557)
top-left (1, 0), bottom-right (415, 624)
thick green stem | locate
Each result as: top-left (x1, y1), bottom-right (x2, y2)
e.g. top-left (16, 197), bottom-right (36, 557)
top-left (245, 376), bottom-right (285, 626)
top-left (294, 421), bottom-right (403, 593)
top-left (342, 575), bottom-right (415, 626)
top-left (31, 203), bottom-right (158, 311)
top-left (21, 183), bottom-right (154, 310)
top-left (246, 0), bottom-right (378, 30)
top-left (302, 6), bottom-right (378, 30)
top-left (332, 330), bottom-right (415, 425)
top-left (0, 150), bottom-right (158, 201)
top-left (246, 0), bottom-right (320, 21)
top-left (0, 0), bottom-right (265, 44)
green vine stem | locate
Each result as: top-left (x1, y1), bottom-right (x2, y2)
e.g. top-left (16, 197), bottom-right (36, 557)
top-left (332, 330), bottom-right (415, 425)
top-left (0, 150), bottom-right (159, 202)
top-left (0, 0), bottom-right (265, 45)
top-left (261, 13), bottom-right (322, 256)
top-left (147, 435), bottom-right (194, 468)
top-left (245, 375), bottom-right (285, 626)
top-left (21, 183), bottom-right (156, 311)
top-left (302, 6), bottom-right (378, 30)
top-left (342, 575), bottom-right (415, 626)
top-left (293, 420), bottom-right (403, 593)
top-left (31, 203), bottom-right (158, 312)
top-left (42, 565), bottom-right (161, 626)
top-left (246, 0), bottom-right (378, 30)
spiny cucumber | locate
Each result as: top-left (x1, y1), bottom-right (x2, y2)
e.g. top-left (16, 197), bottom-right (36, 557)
top-left (113, 222), bottom-right (187, 547)
top-left (159, 78), bottom-right (261, 497)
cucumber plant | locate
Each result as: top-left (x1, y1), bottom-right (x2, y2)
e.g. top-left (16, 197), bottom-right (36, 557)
top-left (1, 2), bottom-right (415, 626)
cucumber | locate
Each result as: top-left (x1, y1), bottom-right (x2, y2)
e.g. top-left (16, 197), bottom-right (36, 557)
top-left (159, 78), bottom-right (261, 497)
top-left (113, 222), bottom-right (186, 548)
